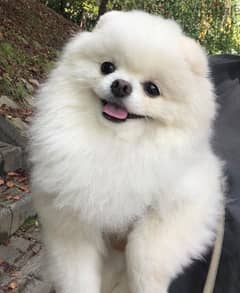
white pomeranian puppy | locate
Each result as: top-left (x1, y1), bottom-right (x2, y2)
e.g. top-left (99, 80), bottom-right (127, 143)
top-left (30, 10), bottom-right (224, 293)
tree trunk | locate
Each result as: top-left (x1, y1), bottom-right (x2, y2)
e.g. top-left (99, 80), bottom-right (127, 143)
top-left (59, 0), bottom-right (66, 16)
top-left (98, 0), bottom-right (109, 19)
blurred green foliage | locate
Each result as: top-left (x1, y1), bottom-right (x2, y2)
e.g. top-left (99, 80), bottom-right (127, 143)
top-left (42, 0), bottom-right (240, 54)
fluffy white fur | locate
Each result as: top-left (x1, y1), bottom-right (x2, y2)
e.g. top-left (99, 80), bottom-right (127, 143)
top-left (30, 10), bottom-right (224, 293)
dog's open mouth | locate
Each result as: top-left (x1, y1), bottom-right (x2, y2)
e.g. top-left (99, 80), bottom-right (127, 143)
top-left (101, 100), bottom-right (145, 123)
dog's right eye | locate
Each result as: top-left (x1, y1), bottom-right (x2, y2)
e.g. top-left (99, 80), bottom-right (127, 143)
top-left (101, 62), bottom-right (116, 75)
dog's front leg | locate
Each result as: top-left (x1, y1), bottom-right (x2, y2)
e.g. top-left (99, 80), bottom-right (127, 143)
top-left (45, 230), bottom-right (104, 293)
top-left (126, 202), bottom-right (219, 293)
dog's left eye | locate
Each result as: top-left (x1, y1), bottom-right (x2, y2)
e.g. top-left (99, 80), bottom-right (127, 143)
top-left (101, 61), bottom-right (116, 75)
top-left (143, 81), bottom-right (160, 97)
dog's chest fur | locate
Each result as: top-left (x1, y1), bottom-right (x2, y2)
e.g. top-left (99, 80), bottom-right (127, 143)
top-left (53, 131), bottom-right (190, 232)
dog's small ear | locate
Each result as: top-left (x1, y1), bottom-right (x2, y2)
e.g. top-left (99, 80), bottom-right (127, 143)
top-left (94, 11), bottom-right (122, 31)
top-left (181, 36), bottom-right (209, 76)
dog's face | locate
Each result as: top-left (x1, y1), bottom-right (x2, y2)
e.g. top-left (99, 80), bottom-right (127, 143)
top-left (60, 11), bottom-right (215, 139)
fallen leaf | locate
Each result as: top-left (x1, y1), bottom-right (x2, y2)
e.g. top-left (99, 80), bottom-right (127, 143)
top-left (18, 176), bottom-right (27, 183)
top-left (7, 172), bottom-right (19, 177)
top-left (29, 78), bottom-right (40, 87)
top-left (18, 185), bottom-right (29, 192)
top-left (6, 195), bottom-right (21, 201)
top-left (6, 181), bottom-right (14, 188)
top-left (8, 281), bottom-right (18, 289)
top-left (13, 195), bottom-right (21, 200)
top-left (0, 259), bottom-right (5, 265)
top-left (0, 179), bottom-right (4, 185)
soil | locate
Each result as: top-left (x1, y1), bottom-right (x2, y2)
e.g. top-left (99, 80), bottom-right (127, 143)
top-left (0, 0), bottom-right (79, 103)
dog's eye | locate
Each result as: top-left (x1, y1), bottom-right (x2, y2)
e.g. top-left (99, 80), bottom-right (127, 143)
top-left (143, 82), bottom-right (160, 97)
top-left (101, 62), bottom-right (116, 75)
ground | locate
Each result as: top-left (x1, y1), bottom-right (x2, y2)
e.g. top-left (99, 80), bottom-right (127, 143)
top-left (0, 1), bottom-right (79, 291)
top-left (0, 170), bottom-right (51, 292)
top-left (0, 217), bottom-right (51, 292)
top-left (0, 0), bottom-right (79, 104)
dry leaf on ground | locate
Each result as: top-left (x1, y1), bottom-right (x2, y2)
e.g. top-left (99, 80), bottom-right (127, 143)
top-left (6, 181), bottom-right (14, 188)
top-left (8, 281), bottom-right (18, 289)
top-left (6, 195), bottom-right (21, 201)
top-left (7, 172), bottom-right (19, 177)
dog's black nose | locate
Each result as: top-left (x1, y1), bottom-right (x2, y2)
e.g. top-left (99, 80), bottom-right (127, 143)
top-left (111, 79), bottom-right (132, 98)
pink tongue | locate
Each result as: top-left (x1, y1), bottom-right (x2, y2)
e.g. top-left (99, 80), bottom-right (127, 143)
top-left (103, 102), bottom-right (128, 120)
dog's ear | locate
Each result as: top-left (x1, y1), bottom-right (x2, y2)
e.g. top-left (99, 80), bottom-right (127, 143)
top-left (181, 36), bottom-right (209, 76)
top-left (94, 11), bottom-right (122, 31)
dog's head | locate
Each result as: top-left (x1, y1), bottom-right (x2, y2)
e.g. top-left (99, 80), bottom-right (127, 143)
top-left (59, 11), bottom-right (216, 140)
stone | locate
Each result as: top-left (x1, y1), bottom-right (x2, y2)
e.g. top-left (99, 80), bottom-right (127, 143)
top-left (0, 206), bottom-right (12, 243)
top-left (23, 95), bottom-right (35, 107)
top-left (24, 230), bottom-right (41, 242)
top-left (0, 142), bottom-right (22, 172)
top-left (21, 79), bottom-right (34, 92)
top-left (0, 96), bottom-right (19, 109)
top-left (9, 117), bottom-right (28, 132)
top-left (10, 236), bottom-right (31, 253)
top-left (22, 148), bottom-right (31, 171)
top-left (28, 79), bottom-right (40, 88)
top-left (0, 215), bottom-right (54, 293)
top-left (0, 155), bottom-right (4, 176)
top-left (20, 278), bottom-right (53, 293)
top-left (0, 192), bottom-right (36, 243)
top-left (18, 248), bottom-right (53, 293)
top-left (25, 82), bottom-right (34, 93)
top-left (0, 239), bottom-right (53, 293)
top-left (10, 193), bottom-right (36, 235)
top-left (0, 242), bottom-right (21, 263)
top-left (0, 116), bottom-right (28, 148)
